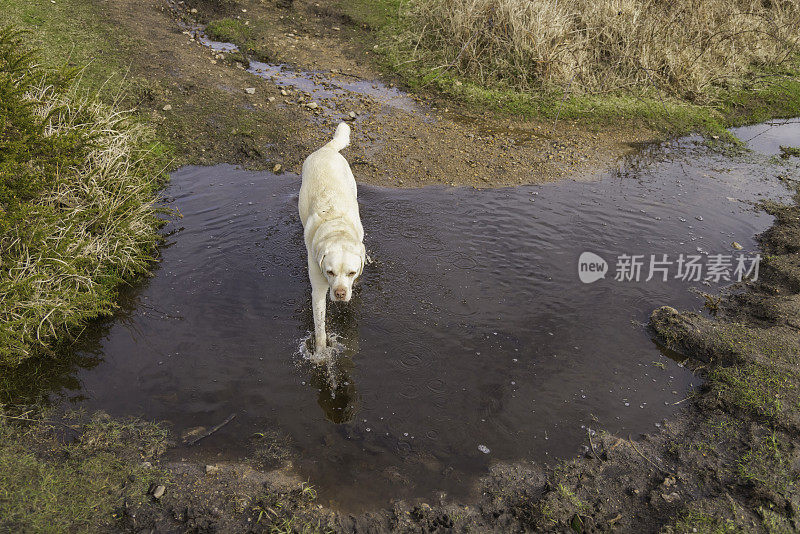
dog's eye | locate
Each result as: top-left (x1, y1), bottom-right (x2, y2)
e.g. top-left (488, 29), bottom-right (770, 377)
top-left (347, 271), bottom-right (356, 277)
top-left (326, 270), bottom-right (334, 276)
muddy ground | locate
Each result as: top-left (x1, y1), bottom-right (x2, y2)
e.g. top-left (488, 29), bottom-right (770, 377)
top-left (5, 0), bottom-right (800, 532)
top-left (109, 0), bottom-right (657, 187)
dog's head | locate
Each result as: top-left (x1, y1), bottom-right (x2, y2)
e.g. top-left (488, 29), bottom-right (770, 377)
top-left (318, 242), bottom-right (365, 302)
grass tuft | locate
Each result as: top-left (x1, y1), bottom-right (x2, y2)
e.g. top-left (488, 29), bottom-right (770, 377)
top-left (0, 27), bottom-right (166, 366)
top-left (401, 0), bottom-right (800, 100)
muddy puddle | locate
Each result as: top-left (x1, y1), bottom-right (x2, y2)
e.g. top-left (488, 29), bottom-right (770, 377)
top-left (12, 127), bottom-right (797, 511)
top-left (731, 117), bottom-right (800, 155)
top-left (176, 13), bottom-right (419, 117)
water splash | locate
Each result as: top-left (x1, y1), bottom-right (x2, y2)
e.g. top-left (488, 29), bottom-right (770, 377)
top-left (297, 331), bottom-right (346, 365)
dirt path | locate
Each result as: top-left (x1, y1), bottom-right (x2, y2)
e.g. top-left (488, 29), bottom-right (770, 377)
top-left (102, 0), bottom-right (656, 187)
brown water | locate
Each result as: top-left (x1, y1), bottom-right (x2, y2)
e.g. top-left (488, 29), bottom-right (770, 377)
top-left (8, 128), bottom-right (798, 511)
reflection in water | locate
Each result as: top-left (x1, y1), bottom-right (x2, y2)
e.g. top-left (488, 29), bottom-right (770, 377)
top-left (296, 288), bottom-right (362, 424)
top-left (310, 355), bottom-right (358, 424)
top-left (0, 277), bottom-right (152, 406)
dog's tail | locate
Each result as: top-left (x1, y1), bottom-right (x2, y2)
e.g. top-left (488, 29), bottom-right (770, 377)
top-left (325, 122), bottom-right (350, 152)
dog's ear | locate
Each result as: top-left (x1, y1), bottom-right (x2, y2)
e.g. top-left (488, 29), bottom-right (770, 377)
top-left (358, 243), bottom-right (366, 276)
top-left (316, 247), bottom-right (328, 271)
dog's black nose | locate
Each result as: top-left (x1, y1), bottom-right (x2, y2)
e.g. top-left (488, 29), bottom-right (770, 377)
top-left (334, 288), bottom-right (346, 300)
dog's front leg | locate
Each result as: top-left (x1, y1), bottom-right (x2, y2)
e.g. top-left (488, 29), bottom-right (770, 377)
top-left (309, 260), bottom-right (328, 350)
top-left (312, 285), bottom-right (327, 349)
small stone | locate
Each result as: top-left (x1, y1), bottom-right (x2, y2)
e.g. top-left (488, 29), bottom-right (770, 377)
top-left (332, 26), bottom-right (341, 31)
top-left (454, 80), bottom-right (462, 86)
top-left (711, 135), bottom-right (719, 140)
top-left (162, 104), bottom-right (172, 111)
top-left (181, 426), bottom-right (206, 443)
top-left (661, 492), bottom-right (680, 503)
top-left (268, 96), bottom-right (275, 102)
top-left (140, 461), bottom-right (152, 469)
top-left (189, 8), bottom-right (197, 13)
top-left (330, 68), bottom-right (340, 74)
top-left (205, 464), bottom-right (220, 474)
top-left (348, 111), bottom-right (356, 118)
top-left (732, 241), bottom-right (743, 250)
top-left (152, 485), bottom-right (166, 499)
top-left (280, 89), bottom-right (288, 96)
top-left (245, 87), bottom-right (256, 95)
top-left (306, 102), bottom-right (318, 109)
top-left (273, 164), bottom-right (282, 173)
top-left (477, 444), bottom-right (490, 454)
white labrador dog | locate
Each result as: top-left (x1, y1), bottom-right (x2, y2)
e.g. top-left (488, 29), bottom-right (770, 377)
top-left (299, 123), bottom-right (365, 351)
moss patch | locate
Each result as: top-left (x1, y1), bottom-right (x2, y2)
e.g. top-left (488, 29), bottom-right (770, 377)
top-left (0, 410), bottom-right (168, 533)
top-left (206, 17), bottom-right (252, 47)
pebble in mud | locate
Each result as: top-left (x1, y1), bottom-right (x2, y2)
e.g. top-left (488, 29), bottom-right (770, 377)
top-left (152, 485), bottom-right (166, 499)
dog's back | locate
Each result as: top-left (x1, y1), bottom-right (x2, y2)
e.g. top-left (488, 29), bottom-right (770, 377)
top-left (299, 123), bottom-right (358, 227)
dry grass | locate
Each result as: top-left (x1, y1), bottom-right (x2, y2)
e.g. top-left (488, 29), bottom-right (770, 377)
top-left (0, 30), bottom-right (166, 365)
top-left (402, 0), bottom-right (800, 100)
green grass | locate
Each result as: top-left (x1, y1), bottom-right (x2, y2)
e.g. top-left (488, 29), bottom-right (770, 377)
top-left (780, 146), bottom-right (800, 158)
top-left (206, 18), bottom-right (252, 48)
top-left (737, 431), bottom-right (794, 496)
top-left (335, 0), bottom-right (403, 30)
top-left (0, 29), bottom-right (166, 366)
top-left (665, 510), bottom-right (738, 534)
top-left (710, 363), bottom-right (798, 423)
top-left (0, 410), bottom-right (168, 533)
top-left (0, 0), bottom-right (126, 93)
top-left (251, 481), bottom-right (333, 534)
